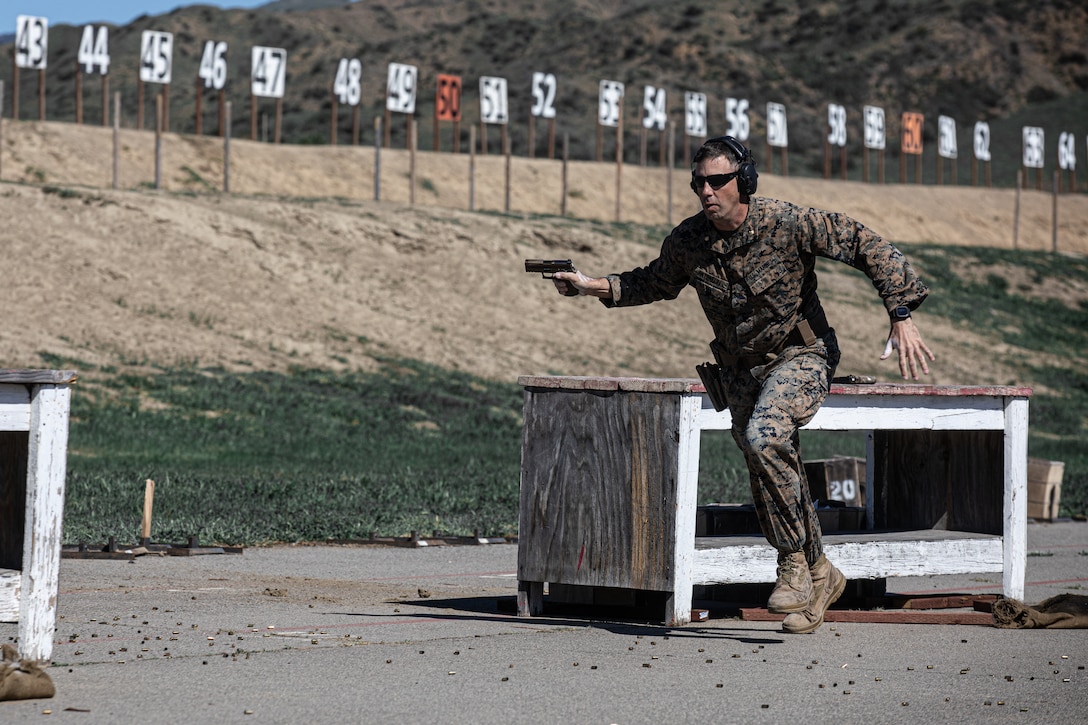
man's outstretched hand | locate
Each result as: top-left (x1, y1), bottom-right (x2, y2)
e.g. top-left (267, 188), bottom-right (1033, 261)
top-left (881, 318), bottom-right (935, 380)
top-left (552, 270), bottom-right (612, 299)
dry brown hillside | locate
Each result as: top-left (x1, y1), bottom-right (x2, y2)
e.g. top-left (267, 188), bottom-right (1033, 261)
top-left (1, 120), bottom-right (1086, 389)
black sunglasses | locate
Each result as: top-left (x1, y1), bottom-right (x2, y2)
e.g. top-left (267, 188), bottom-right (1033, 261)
top-left (690, 171), bottom-right (740, 191)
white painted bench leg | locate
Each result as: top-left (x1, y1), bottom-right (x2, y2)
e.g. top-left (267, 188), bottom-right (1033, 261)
top-left (666, 395), bottom-right (701, 626)
top-left (19, 384), bottom-right (71, 663)
top-left (1003, 397), bottom-right (1028, 602)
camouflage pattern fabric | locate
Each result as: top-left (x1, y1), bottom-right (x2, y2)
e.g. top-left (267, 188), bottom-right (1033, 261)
top-left (602, 197), bottom-right (929, 360)
top-left (602, 196), bottom-right (929, 563)
top-left (722, 341), bottom-right (837, 565)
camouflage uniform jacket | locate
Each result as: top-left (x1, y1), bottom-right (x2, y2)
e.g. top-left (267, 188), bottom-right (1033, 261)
top-left (602, 197), bottom-right (929, 358)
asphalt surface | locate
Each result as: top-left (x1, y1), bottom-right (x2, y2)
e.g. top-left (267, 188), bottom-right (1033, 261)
top-left (3, 521), bottom-right (1087, 724)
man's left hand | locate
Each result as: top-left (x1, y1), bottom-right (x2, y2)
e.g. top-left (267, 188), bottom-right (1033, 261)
top-left (880, 318), bottom-right (935, 380)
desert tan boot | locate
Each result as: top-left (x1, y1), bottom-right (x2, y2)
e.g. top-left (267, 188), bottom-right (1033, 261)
top-left (766, 550), bottom-right (812, 614)
top-left (782, 555), bottom-right (847, 634)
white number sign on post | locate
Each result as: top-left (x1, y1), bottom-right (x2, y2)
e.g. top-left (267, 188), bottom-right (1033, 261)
top-left (863, 105), bottom-right (885, 150)
top-left (333, 58), bottom-right (362, 106)
top-left (725, 97), bottom-right (750, 141)
top-left (251, 47), bottom-right (286, 98)
top-left (642, 85), bottom-right (666, 131)
top-left (1022, 126), bottom-right (1045, 169)
top-left (386, 62), bottom-right (418, 114)
top-left (480, 76), bottom-right (509, 124)
top-left (598, 80), bottom-right (624, 127)
top-left (938, 115), bottom-right (958, 159)
top-left (140, 31), bottom-right (173, 84)
top-left (766, 102), bottom-right (788, 148)
top-left (973, 121), bottom-right (991, 161)
top-left (1058, 132), bottom-right (1076, 171)
top-left (684, 92), bottom-right (707, 138)
top-left (827, 103), bottom-right (846, 147)
top-left (530, 72), bottom-right (557, 119)
top-left (78, 25), bottom-right (109, 75)
top-left (15, 15), bottom-right (48, 69)
top-left (198, 41), bottom-right (228, 90)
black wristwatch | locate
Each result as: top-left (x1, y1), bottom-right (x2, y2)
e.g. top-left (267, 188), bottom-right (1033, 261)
top-left (890, 305), bottom-right (911, 321)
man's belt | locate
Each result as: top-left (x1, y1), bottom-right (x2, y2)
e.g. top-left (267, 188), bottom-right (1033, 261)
top-left (712, 308), bottom-right (831, 369)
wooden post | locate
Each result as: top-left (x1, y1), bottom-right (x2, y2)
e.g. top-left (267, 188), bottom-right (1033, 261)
top-left (409, 117), bottom-right (416, 205)
top-left (274, 99), bottom-right (282, 145)
top-left (547, 118), bottom-right (555, 160)
top-left (194, 75), bottom-right (203, 136)
top-left (479, 119), bottom-right (488, 155)
top-left (528, 114), bottom-right (535, 159)
top-left (137, 80), bottom-right (145, 130)
top-left (878, 148), bottom-right (885, 184)
top-left (155, 94), bottom-right (163, 190)
top-left (163, 83), bottom-right (170, 134)
top-left (75, 62), bottom-right (83, 125)
top-left (823, 138), bottom-right (831, 179)
top-left (383, 108), bottom-right (391, 148)
top-left (102, 74), bottom-right (110, 127)
top-left (11, 48), bottom-right (19, 119)
top-left (596, 121), bottom-right (602, 162)
top-left (1052, 170), bottom-right (1059, 254)
top-left (666, 120), bottom-right (675, 227)
top-left (561, 132), bottom-right (569, 217)
top-left (469, 125), bottom-right (476, 211)
top-left (615, 109), bottom-right (623, 222)
top-left (915, 153), bottom-right (922, 184)
top-left (639, 126), bottom-right (646, 167)
top-left (140, 479), bottom-right (155, 545)
top-left (352, 106), bottom-right (360, 146)
top-left (223, 100), bottom-right (232, 193)
top-left (504, 132), bottom-right (512, 213)
top-left (37, 69), bottom-right (45, 121)
top-left (0, 81), bottom-right (4, 181)
top-left (330, 83), bottom-right (338, 146)
top-left (217, 90), bottom-right (225, 137)
top-left (373, 116), bottom-right (382, 201)
top-left (112, 92), bottom-right (120, 190)
top-left (1013, 169), bottom-right (1022, 250)
top-left (863, 146), bottom-right (870, 183)
top-left (250, 94), bottom-right (257, 140)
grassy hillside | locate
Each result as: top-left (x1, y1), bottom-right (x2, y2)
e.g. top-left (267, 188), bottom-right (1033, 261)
top-left (54, 239), bottom-right (1088, 545)
top-left (1, 0), bottom-right (1085, 185)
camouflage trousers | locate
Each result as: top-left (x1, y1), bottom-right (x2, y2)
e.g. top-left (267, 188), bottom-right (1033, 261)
top-left (722, 336), bottom-right (840, 567)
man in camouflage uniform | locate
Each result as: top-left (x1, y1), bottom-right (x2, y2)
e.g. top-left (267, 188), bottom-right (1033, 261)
top-left (552, 136), bottom-right (934, 634)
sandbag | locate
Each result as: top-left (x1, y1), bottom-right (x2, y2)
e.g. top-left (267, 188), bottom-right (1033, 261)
top-left (992, 593), bottom-right (1088, 629)
top-left (0, 644), bottom-right (55, 701)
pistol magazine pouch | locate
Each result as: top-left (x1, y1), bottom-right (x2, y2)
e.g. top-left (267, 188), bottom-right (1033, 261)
top-left (695, 362), bottom-right (728, 412)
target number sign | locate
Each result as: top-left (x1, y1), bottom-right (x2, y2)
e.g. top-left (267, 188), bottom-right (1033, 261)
top-left (333, 58), bottom-right (362, 106)
top-left (863, 105), bottom-right (885, 150)
top-left (827, 103), bottom-right (846, 147)
top-left (685, 91), bottom-right (707, 138)
top-left (901, 112), bottom-right (924, 155)
top-left (140, 31), bottom-right (173, 84)
top-left (480, 76), bottom-right (509, 125)
top-left (199, 41), bottom-right (228, 90)
top-left (766, 102), bottom-right (788, 148)
top-left (78, 25), bottom-right (109, 75)
top-left (386, 63), bottom-right (418, 114)
top-left (436, 74), bottom-right (462, 121)
top-left (641, 86), bottom-right (666, 131)
top-left (973, 122), bottom-right (991, 162)
top-left (531, 72), bottom-right (557, 119)
top-left (251, 47), bottom-right (286, 99)
top-left (1058, 132), bottom-right (1076, 171)
top-left (938, 115), bottom-right (957, 159)
top-left (598, 80), bottom-right (624, 127)
top-left (15, 15), bottom-right (48, 69)
top-left (725, 98), bottom-right (750, 141)
top-left (1022, 127), bottom-right (1045, 169)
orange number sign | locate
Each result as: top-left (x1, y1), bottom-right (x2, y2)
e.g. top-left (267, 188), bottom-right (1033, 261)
top-left (436, 74), bottom-right (462, 122)
top-left (901, 112), bottom-right (924, 155)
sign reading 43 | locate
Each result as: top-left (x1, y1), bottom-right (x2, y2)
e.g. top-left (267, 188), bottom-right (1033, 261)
top-left (140, 31), bottom-right (173, 84)
top-left (479, 76), bottom-right (509, 125)
top-left (16, 15), bottom-right (49, 69)
top-left (251, 47), bottom-right (287, 99)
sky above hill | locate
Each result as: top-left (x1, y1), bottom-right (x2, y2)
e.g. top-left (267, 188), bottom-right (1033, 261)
top-left (3, 2), bottom-right (269, 36)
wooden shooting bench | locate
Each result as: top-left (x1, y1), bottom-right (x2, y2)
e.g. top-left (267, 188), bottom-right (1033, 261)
top-left (515, 375), bottom-right (1031, 626)
top-left (0, 370), bottom-right (76, 662)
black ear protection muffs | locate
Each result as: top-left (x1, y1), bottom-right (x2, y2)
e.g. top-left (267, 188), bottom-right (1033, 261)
top-left (691, 136), bottom-right (759, 198)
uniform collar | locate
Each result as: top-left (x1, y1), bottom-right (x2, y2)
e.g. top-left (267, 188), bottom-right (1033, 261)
top-left (703, 197), bottom-right (758, 254)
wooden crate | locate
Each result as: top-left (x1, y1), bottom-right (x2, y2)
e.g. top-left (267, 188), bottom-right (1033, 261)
top-left (805, 456), bottom-right (866, 507)
top-left (1027, 457), bottom-right (1064, 521)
